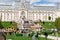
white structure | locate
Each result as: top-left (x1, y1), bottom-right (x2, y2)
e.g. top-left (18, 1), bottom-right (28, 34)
top-left (0, 0), bottom-right (60, 22)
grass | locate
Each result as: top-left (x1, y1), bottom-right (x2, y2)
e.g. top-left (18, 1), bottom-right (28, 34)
top-left (35, 22), bottom-right (56, 29)
top-left (0, 21), bottom-right (17, 28)
top-left (43, 22), bottom-right (56, 29)
top-left (6, 33), bottom-right (52, 40)
top-left (1, 21), bottom-right (56, 29)
top-left (1, 22), bottom-right (11, 28)
top-left (6, 34), bottom-right (32, 40)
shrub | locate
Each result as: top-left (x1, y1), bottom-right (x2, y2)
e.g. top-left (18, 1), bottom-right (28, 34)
top-left (35, 32), bottom-right (40, 38)
top-left (35, 34), bottom-right (38, 38)
top-left (16, 33), bottom-right (23, 36)
top-left (0, 21), bottom-right (4, 29)
top-left (28, 33), bottom-right (33, 37)
top-left (28, 32), bottom-right (34, 37)
top-left (9, 32), bottom-right (12, 35)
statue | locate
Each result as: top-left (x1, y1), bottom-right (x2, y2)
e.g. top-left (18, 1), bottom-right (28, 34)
top-left (17, 11), bottom-right (26, 32)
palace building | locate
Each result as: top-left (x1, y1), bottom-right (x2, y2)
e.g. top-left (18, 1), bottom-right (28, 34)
top-left (0, 0), bottom-right (60, 22)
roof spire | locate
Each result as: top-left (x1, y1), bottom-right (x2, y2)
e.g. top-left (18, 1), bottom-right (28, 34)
top-left (21, 0), bottom-right (26, 2)
top-left (15, 0), bottom-right (20, 2)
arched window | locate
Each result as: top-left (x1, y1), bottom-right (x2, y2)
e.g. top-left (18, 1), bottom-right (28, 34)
top-left (21, 11), bottom-right (26, 19)
top-left (21, 11), bottom-right (25, 16)
top-left (48, 16), bottom-right (51, 20)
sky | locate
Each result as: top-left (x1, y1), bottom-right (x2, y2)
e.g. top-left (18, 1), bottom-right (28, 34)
top-left (0, 0), bottom-right (60, 6)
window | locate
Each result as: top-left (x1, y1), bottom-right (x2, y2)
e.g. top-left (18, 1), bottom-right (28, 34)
top-left (21, 11), bottom-right (26, 19)
top-left (21, 11), bottom-right (25, 16)
top-left (24, 21), bottom-right (29, 23)
top-left (48, 16), bottom-right (51, 20)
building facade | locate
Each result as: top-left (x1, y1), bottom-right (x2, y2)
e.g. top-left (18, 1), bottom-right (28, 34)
top-left (0, 0), bottom-right (60, 22)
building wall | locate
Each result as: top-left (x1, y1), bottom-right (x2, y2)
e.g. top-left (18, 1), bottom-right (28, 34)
top-left (56, 10), bottom-right (60, 18)
top-left (27, 10), bottom-right (56, 22)
top-left (0, 9), bottom-right (58, 22)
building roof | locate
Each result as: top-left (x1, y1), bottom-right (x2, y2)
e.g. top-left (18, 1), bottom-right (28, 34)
top-left (31, 6), bottom-right (57, 11)
top-left (0, 1), bottom-right (59, 11)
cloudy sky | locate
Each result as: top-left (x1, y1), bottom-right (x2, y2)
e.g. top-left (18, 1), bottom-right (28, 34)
top-left (0, 0), bottom-right (59, 5)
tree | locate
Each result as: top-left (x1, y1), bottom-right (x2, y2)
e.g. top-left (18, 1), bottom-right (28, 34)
top-left (28, 32), bottom-right (34, 37)
top-left (0, 18), bottom-right (3, 29)
top-left (35, 32), bottom-right (40, 38)
top-left (41, 30), bottom-right (49, 40)
top-left (43, 32), bottom-right (48, 40)
top-left (55, 17), bottom-right (60, 33)
top-left (10, 21), bottom-right (12, 24)
top-left (41, 29), bottom-right (52, 40)
top-left (11, 21), bottom-right (17, 30)
top-left (43, 21), bottom-right (45, 24)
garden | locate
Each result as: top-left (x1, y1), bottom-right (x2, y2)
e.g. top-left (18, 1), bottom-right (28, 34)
top-left (6, 32), bottom-right (52, 40)
top-left (0, 17), bottom-right (60, 40)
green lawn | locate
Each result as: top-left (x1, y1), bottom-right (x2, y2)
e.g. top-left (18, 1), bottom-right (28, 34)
top-left (1, 21), bottom-right (17, 28)
top-left (1, 21), bottom-right (56, 29)
top-left (6, 35), bottom-right (32, 40)
top-left (34, 22), bottom-right (56, 29)
top-left (43, 22), bottom-right (56, 29)
top-left (6, 33), bottom-right (52, 40)
top-left (1, 22), bottom-right (11, 28)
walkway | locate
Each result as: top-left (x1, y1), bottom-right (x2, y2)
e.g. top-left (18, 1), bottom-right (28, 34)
top-left (40, 35), bottom-right (60, 40)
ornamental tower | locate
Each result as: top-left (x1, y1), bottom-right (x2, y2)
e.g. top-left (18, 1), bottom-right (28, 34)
top-left (14, 0), bottom-right (30, 9)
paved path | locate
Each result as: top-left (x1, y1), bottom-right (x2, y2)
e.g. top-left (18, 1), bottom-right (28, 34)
top-left (40, 35), bottom-right (60, 40)
top-left (32, 35), bottom-right (36, 40)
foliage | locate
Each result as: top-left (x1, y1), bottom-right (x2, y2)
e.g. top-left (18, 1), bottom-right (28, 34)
top-left (43, 22), bottom-right (55, 29)
top-left (34, 21), bottom-right (55, 29)
top-left (34, 21), bottom-right (42, 24)
top-left (6, 33), bottom-right (52, 40)
top-left (16, 34), bottom-right (23, 36)
top-left (55, 17), bottom-right (60, 32)
top-left (43, 32), bottom-right (48, 40)
top-left (9, 32), bottom-right (13, 35)
top-left (43, 21), bottom-right (45, 24)
top-left (6, 34), bottom-right (32, 40)
top-left (35, 32), bottom-right (40, 38)
top-left (41, 29), bottom-right (53, 40)
top-left (0, 21), bottom-right (17, 29)
top-left (1, 22), bottom-right (11, 28)
top-left (0, 20), bottom-right (4, 29)
top-left (35, 34), bottom-right (38, 38)
top-left (28, 32), bottom-right (34, 37)
top-left (10, 21), bottom-right (17, 29)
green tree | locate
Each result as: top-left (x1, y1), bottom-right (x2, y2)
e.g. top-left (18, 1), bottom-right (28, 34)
top-left (43, 21), bottom-right (45, 24)
top-left (11, 21), bottom-right (17, 29)
top-left (0, 18), bottom-right (3, 29)
top-left (43, 32), bottom-right (48, 40)
top-left (55, 17), bottom-right (60, 33)
top-left (41, 29), bottom-right (52, 40)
